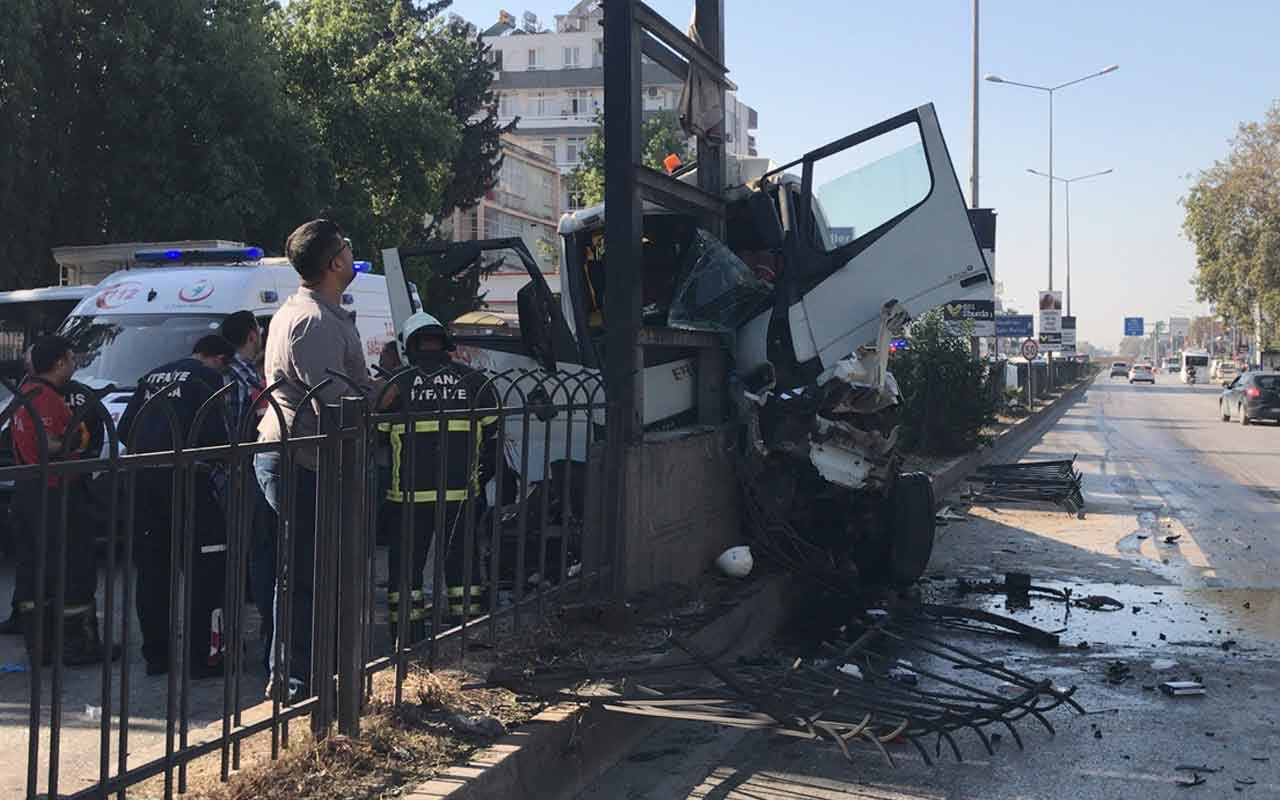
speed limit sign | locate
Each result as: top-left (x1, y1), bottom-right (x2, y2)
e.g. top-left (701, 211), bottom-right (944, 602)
top-left (1020, 338), bottom-right (1039, 360)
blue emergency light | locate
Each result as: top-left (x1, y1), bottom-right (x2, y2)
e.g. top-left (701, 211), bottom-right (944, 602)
top-left (353, 260), bottom-right (372, 273)
top-left (134, 246), bottom-right (264, 264)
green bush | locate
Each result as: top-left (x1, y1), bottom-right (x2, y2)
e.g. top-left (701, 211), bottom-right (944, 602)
top-left (890, 310), bottom-right (997, 454)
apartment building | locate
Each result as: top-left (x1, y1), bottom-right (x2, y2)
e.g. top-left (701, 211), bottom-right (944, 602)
top-left (482, 2), bottom-right (759, 210)
top-left (449, 135), bottom-right (563, 310)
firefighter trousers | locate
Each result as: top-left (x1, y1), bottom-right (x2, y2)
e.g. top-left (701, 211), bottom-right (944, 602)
top-left (134, 469), bottom-right (227, 674)
top-left (385, 500), bottom-right (483, 644)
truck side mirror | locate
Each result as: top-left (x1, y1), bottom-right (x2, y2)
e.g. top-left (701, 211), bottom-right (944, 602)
top-left (747, 192), bottom-right (784, 251)
top-left (517, 281), bottom-right (557, 372)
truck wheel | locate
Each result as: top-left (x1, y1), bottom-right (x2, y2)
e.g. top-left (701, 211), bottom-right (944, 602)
top-left (856, 473), bottom-right (936, 586)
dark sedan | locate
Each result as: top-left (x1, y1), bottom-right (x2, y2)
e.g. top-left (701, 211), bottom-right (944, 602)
top-left (1220, 372), bottom-right (1280, 425)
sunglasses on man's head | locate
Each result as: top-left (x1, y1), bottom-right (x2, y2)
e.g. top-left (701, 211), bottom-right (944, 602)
top-left (327, 236), bottom-right (352, 264)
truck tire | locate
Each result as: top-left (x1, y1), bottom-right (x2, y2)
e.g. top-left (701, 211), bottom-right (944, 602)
top-left (854, 472), bottom-right (936, 587)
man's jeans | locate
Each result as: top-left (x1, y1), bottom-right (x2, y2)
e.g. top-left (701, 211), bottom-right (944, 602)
top-left (253, 452), bottom-right (317, 688)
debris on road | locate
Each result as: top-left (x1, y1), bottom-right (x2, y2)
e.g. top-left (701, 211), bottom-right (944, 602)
top-left (446, 712), bottom-right (507, 739)
top-left (1160, 681), bottom-right (1207, 697)
top-left (967, 457), bottom-right (1086, 515)
top-left (936, 506), bottom-right (969, 523)
top-left (1175, 773), bottom-right (1207, 788)
top-left (715, 545), bottom-right (754, 578)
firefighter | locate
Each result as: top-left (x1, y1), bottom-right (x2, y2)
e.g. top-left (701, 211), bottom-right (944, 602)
top-left (117, 335), bottom-right (234, 678)
top-left (10, 336), bottom-right (114, 665)
top-left (382, 313), bottom-right (499, 644)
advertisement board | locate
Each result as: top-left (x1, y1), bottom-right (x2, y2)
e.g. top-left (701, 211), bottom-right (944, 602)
top-left (1038, 290), bottom-right (1063, 350)
top-left (942, 300), bottom-right (996, 337)
top-left (1060, 316), bottom-right (1077, 354)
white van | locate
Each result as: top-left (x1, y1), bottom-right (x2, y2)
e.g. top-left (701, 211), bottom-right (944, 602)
top-left (57, 247), bottom-right (396, 429)
top-left (1181, 351), bottom-right (1210, 384)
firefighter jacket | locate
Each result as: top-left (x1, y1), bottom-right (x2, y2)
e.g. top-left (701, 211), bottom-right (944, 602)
top-left (380, 358), bottom-right (500, 504)
top-left (118, 358), bottom-right (229, 454)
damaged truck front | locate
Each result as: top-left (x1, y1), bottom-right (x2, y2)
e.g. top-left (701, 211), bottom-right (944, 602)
top-left (385, 103), bottom-right (994, 586)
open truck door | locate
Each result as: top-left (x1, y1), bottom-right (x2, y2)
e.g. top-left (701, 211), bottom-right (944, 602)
top-left (742, 104), bottom-right (993, 381)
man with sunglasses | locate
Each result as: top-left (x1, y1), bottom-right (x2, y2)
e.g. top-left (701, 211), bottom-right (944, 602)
top-left (256, 219), bottom-right (389, 702)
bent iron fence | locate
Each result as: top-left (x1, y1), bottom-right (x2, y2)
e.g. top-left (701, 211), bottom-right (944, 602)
top-left (1, 365), bottom-right (609, 799)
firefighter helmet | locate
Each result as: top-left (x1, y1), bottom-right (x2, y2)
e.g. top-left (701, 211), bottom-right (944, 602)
top-left (400, 311), bottom-right (455, 352)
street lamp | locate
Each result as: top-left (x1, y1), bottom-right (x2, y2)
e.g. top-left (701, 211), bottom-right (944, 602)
top-left (984, 65), bottom-right (1118, 293)
top-left (1026, 167), bottom-right (1113, 317)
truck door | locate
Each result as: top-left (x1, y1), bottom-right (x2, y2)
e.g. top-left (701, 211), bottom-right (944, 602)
top-left (785, 104), bottom-right (993, 374)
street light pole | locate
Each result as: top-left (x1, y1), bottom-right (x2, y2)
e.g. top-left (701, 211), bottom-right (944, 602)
top-left (1026, 167), bottom-right (1113, 318)
top-left (985, 65), bottom-right (1118, 294)
top-left (970, 0), bottom-right (980, 208)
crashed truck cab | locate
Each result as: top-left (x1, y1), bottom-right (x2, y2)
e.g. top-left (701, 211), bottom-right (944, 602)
top-left (386, 103), bottom-right (994, 585)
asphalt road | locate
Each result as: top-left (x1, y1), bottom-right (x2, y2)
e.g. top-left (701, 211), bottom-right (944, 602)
top-left (577, 373), bottom-right (1280, 800)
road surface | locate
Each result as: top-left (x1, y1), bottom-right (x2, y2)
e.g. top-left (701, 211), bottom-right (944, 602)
top-left (577, 373), bottom-right (1280, 799)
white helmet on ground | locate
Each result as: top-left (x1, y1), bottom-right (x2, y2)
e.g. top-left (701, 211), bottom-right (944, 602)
top-left (400, 311), bottom-right (454, 351)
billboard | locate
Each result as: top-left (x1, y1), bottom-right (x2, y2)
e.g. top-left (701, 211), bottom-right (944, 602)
top-left (942, 299), bottom-right (996, 337)
top-left (1060, 316), bottom-right (1077, 354)
top-left (1169, 316), bottom-right (1190, 339)
top-left (1038, 290), bottom-right (1063, 350)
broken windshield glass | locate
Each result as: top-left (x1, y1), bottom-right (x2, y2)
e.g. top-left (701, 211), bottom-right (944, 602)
top-left (667, 229), bottom-right (772, 333)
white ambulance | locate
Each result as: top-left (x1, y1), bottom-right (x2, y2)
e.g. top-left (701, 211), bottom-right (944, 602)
top-left (56, 245), bottom-right (397, 429)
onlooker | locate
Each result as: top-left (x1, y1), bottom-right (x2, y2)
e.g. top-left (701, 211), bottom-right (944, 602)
top-left (118, 335), bottom-right (235, 677)
top-left (220, 310), bottom-right (276, 673)
top-left (10, 336), bottom-right (113, 665)
top-left (256, 219), bottom-right (387, 701)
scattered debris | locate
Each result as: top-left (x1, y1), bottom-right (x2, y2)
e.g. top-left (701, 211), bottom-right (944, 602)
top-left (1150, 658), bottom-right (1179, 671)
top-left (837, 663), bottom-right (863, 680)
top-left (1175, 773), bottom-right (1207, 788)
top-left (936, 506), bottom-right (969, 523)
top-left (1220, 639), bottom-right (1237, 651)
top-left (84, 705), bottom-right (103, 722)
top-left (1105, 662), bottom-right (1132, 685)
top-left (715, 546), bottom-right (754, 578)
top-left (1164, 534), bottom-right (1183, 544)
top-left (446, 713), bottom-right (507, 739)
top-left (969, 458), bottom-right (1085, 515)
top-left (1161, 681), bottom-right (1206, 697)
top-left (1176, 765), bottom-right (1221, 773)
top-left (1235, 778), bottom-right (1257, 786)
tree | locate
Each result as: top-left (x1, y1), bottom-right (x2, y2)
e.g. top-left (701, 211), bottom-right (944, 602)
top-left (0, 0), bottom-right (305, 289)
top-left (569, 109), bottom-right (692, 207)
top-left (1181, 102), bottom-right (1280, 335)
top-left (889, 310), bottom-right (996, 454)
top-left (271, 0), bottom-right (510, 320)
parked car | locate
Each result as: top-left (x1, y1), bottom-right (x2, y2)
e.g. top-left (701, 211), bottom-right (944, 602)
top-left (1128, 364), bottom-right (1155, 384)
top-left (1220, 372), bottom-right (1280, 425)
top-left (1164, 357), bottom-right (1181, 374)
top-left (1109, 361), bottom-right (1129, 378)
top-left (1212, 360), bottom-right (1240, 382)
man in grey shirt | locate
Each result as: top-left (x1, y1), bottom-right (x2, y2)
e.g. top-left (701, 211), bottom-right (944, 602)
top-left (255, 218), bottom-right (385, 701)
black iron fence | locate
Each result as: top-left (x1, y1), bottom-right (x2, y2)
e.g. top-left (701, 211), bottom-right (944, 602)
top-left (1, 365), bottom-right (608, 799)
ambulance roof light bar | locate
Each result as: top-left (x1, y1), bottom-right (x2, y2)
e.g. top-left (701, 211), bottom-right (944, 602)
top-left (134, 246), bottom-right (264, 264)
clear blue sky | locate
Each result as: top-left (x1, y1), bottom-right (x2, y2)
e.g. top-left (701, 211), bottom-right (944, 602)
top-left (449, 0), bottom-right (1280, 349)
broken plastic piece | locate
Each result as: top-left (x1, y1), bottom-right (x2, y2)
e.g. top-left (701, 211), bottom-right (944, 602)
top-left (837, 663), bottom-right (863, 680)
top-left (1161, 681), bottom-right (1206, 697)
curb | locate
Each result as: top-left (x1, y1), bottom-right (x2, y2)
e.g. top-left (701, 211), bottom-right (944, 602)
top-left (407, 573), bottom-right (794, 800)
top-left (931, 374), bottom-right (1096, 504)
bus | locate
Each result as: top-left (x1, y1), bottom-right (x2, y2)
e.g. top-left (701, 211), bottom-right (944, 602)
top-left (1181, 350), bottom-right (1211, 384)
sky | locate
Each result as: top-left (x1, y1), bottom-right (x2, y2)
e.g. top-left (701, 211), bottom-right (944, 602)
top-left (446, 0), bottom-right (1280, 349)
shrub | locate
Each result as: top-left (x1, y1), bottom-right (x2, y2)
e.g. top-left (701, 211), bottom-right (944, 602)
top-left (890, 310), bottom-right (996, 454)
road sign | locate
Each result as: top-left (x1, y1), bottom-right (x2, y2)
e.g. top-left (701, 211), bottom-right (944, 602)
top-left (1020, 338), bottom-right (1039, 360)
top-left (1060, 316), bottom-right (1077, 354)
top-left (941, 300), bottom-right (996, 337)
top-left (1124, 317), bottom-right (1144, 337)
top-left (996, 314), bottom-right (1034, 338)
top-left (1038, 332), bottom-right (1062, 348)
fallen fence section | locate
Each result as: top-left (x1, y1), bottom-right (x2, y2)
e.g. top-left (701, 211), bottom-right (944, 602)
top-left (968, 457), bottom-right (1085, 516)
top-left (493, 604), bottom-right (1083, 767)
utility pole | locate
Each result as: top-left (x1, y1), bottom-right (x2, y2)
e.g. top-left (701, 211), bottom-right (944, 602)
top-left (969, 0), bottom-right (980, 208)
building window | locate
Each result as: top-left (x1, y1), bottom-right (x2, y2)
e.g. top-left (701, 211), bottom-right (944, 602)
top-left (563, 46), bottom-right (581, 68)
top-left (647, 86), bottom-right (659, 98)
top-left (540, 138), bottom-right (557, 161)
top-left (565, 136), bottom-right (586, 164)
top-left (534, 92), bottom-right (548, 116)
top-left (568, 89), bottom-right (591, 116)
top-left (567, 190), bottom-right (585, 210)
top-left (488, 49), bottom-right (503, 71)
top-left (526, 48), bottom-right (542, 70)
top-left (497, 93), bottom-right (514, 117)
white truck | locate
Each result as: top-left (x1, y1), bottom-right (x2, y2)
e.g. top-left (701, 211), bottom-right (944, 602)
top-left (383, 104), bottom-right (994, 585)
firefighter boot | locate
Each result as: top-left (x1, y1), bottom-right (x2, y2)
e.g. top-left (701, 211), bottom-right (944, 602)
top-left (63, 602), bottom-right (121, 667)
top-left (388, 591), bottom-right (427, 648)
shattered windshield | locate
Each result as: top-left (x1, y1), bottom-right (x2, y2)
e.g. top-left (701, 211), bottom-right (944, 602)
top-left (668, 230), bottom-right (772, 334)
